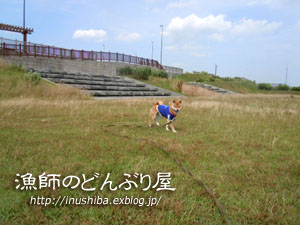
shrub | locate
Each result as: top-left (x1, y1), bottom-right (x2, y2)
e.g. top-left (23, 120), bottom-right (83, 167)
top-left (275, 84), bottom-right (290, 91)
top-left (117, 66), bottom-right (133, 76)
top-left (176, 80), bottom-right (183, 92)
top-left (234, 77), bottom-right (242, 80)
top-left (258, 83), bottom-right (273, 90)
top-left (223, 77), bottom-right (234, 81)
top-left (212, 75), bottom-right (220, 79)
top-left (209, 77), bottom-right (215, 82)
top-left (24, 72), bottom-right (41, 84)
top-left (197, 78), bottom-right (204, 82)
top-left (152, 69), bottom-right (168, 78)
top-left (291, 86), bottom-right (300, 91)
top-left (132, 67), bottom-right (151, 80)
top-left (12, 63), bottom-right (23, 72)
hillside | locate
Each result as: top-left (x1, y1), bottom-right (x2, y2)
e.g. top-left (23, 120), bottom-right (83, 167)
top-left (1, 64), bottom-right (300, 224)
top-left (143, 71), bottom-right (300, 95)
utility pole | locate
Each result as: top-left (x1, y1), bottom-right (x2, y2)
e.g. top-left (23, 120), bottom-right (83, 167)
top-left (285, 64), bottom-right (288, 85)
top-left (215, 64), bottom-right (218, 76)
top-left (160, 25), bottom-right (163, 65)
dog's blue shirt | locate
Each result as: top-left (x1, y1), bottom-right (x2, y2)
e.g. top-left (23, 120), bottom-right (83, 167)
top-left (158, 104), bottom-right (176, 120)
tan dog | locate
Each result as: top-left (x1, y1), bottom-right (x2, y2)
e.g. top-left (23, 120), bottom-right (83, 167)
top-left (149, 100), bottom-right (182, 133)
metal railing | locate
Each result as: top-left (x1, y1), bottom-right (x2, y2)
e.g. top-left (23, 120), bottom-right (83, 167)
top-left (0, 37), bottom-right (163, 70)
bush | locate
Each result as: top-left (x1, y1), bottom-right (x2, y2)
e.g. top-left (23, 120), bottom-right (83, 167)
top-left (12, 63), bottom-right (24, 72)
top-left (24, 72), bottom-right (41, 85)
top-left (132, 67), bottom-right (151, 80)
top-left (291, 86), bottom-right (300, 91)
top-left (152, 69), bottom-right (168, 78)
top-left (212, 75), bottom-right (220, 79)
top-left (209, 77), bottom-right (215, 82)
top-left (197, 78), bottom-right (204, 82)
top-left (223, 77), bottom-right (234, 81)
top-left (258, 83), bottom-right (273, 90)
top-left (117, 66), bottom-right (133, 76)
top-left (275, 84), bottom-right (290, 91)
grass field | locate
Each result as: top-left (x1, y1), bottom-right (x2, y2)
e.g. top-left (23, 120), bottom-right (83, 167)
top-left (1, 64), bottom-right (300, 224)
top-left (143, 72), bottom-right (300, 96)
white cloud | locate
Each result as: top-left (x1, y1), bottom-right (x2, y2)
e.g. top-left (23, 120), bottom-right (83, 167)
top-left (166, 14), bottom-right (282, 41)
top-left (116, 32), bottom-right (142, 42)
top-left (73, 29), bottom-right (107, 42)
top-left (247, 0), bottom-right (300, 6)
top-left (190, 52), bottom-right (207, 57)
top-left (165, 44), bottom-right (203, 51)
top-left (233, 18), bottom-right (282, 36)
top-left (167, 0), bottom-right (197, 8)
top-left (166, 14), bottom-right (232, 34)
top-left (210, 33), bottom-right (226, 42)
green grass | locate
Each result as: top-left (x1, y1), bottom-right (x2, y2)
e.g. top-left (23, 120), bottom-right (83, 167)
top-left (142, 76), bottom-right (183, 94)
top-left (142, 71), bottom-right (300, 95)
top-left (1, 65), bottom-right (300, 224)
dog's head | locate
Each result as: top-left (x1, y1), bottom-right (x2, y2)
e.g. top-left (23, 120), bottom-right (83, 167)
top-left (171, 99), bottom-right (182, 113)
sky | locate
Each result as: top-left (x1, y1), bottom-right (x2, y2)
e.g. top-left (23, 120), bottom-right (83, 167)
top-left (1, 0), bottom-right (300, 85)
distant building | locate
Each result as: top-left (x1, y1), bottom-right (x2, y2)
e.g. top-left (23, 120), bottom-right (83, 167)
top-left (163, 65), bottom-right (183, 78)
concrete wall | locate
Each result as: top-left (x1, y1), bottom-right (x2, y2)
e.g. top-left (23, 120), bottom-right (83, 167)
top-left (0, 55), bottom-right (143, 76)
top-left (0, 55), bottom-right (184, 78)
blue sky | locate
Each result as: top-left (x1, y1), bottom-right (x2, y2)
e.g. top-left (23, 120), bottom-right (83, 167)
top-left (1, 0), bottom-right (300, 85)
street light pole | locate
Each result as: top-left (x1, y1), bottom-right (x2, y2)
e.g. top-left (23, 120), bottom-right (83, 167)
top-left (215, 64), bottom-right (218, 76)
top-left (151, 41), bottom-right (153, 60)
top-left (23, 0), bottom-right (26, 29)
top-left (160, 25), bottom-right (163, 65)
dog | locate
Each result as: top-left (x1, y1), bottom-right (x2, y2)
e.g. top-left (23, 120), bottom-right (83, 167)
top-left (149, 100), bottom-right (182, 133)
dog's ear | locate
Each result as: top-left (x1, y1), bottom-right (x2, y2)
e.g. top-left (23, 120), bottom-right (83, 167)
top-left (179, 99), bottom-right (182, 103)
top-left (173, 100), bottom-right (176, 103)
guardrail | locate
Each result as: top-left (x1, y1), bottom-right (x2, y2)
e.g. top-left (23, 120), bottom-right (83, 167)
top-left (0, 37), bottom-right (163, 70)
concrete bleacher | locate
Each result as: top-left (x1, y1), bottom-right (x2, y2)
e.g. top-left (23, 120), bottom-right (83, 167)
top-left (32, 69), bottom-right (182, 98)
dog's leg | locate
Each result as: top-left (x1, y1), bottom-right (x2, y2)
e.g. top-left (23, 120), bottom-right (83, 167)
top-left (149, 106), bottom-right (157, 127)
top-left (169, 121), bottom-right (177, 133)
top-left (155, 113), bottom-right (161, 126)
top-left (166, 120), bottom-right (170, 131)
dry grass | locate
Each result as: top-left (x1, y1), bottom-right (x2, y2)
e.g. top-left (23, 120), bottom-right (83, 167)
top-left (1, 64), bottom-right (300, 224)
top-left (181, 83), bottom-right (217, 96)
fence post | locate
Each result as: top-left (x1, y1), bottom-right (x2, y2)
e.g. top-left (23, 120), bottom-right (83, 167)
top-left (109, 52), bottom-right (111, 62)
top-left (116, 52), bottom-right (118, 62)
top-left (3, 42), bottom-right (5, 56)
top-left (81, 50), bottom-right (83, 60)
top-left (19, 44), bottom-right (22, 57)
top-left (34, 44), bottom-right (37, 57)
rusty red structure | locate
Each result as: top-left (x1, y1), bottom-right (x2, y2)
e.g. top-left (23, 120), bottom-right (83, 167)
top-left (0, 23), bottom-right (33, 42)
top-left (0, 37), bottom-right (164, 70)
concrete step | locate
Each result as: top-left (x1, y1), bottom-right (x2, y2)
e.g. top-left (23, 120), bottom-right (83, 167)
top-left (73, 85), bottom-right (158, 92)
top-left (33, 69), bottom-right (179, 98)
top-left (47, 78), bottom-right (146, 87)
top-left (40, 73), bottom-right (131, 83)
top-left (91, 91), bottom-right (171, 97)
top-left (185, 82), bottom-right (238, 94)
